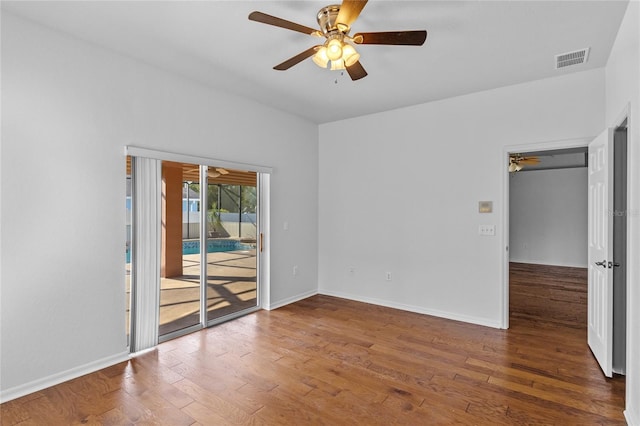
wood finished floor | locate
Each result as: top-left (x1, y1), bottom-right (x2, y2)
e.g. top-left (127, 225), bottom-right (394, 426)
top-left (1, 264), bottom-right (626, 425)
top-left (509, 262), bottom-right (588, 330)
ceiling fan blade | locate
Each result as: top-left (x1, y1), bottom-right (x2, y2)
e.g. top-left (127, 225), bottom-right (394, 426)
top-left (217, 168), bottom-right (229, 175)
top-left (248, 11), bottom-right (318, 35)
top-left (520, 158), bottom-right (541, 165)
top-left (274, 46), bottom-right (321, 70)
top-left (353, 30), bottom-right (427, 46)
top-left (336, 0), bottom-right (368, 29)
top-left (346, 61), bottom-right (368, 81)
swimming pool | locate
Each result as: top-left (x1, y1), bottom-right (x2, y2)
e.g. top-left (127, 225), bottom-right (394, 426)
top-left (182, 239), bottom-right (252, 255)
top-left (126, 239), bottom-right (252, 263)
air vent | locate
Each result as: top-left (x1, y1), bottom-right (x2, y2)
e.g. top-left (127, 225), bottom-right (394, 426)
top-left (555, 48), bottom-right (590, 69)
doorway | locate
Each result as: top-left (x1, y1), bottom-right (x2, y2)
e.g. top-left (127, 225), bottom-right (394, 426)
top-left (503, 130), bottom-right (628, 377)
top-left (503, 138), bottom-right (594, 329)
top-left (126, 148), bottom-right (271, 353)
top-left (507, 147), bottom-right (589, 328)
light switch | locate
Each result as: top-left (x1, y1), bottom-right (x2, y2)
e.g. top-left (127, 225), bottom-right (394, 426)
top-left (479, 225), bottom-right (496, 236)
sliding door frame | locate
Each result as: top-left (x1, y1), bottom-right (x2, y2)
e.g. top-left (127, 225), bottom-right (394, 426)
top-left (126, 146), bottom-right (272, 348)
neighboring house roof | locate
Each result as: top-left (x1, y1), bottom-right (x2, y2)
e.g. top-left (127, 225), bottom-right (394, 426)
top-left (183, 186), bottom-right (200, 199)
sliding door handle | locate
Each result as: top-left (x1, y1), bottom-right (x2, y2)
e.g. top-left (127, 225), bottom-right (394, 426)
top-left (260, 233), bottom-right (264, 253)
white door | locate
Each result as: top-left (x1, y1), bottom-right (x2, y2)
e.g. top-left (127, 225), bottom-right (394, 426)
top-left (587, 128), bottom-right (614, 377)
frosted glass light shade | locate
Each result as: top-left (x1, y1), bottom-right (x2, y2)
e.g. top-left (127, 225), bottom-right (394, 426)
top-left (313, 47), bottom-right (329, 68)
top-left (330, 59), bottom-right (346, 70)
top-left (326, 39), bottom-right (343, 61)
top-left (342, 43), bottom-right (360, 67)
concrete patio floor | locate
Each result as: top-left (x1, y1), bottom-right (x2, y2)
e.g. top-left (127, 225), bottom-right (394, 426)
top-left (126, 248), bottom-right (257, 336)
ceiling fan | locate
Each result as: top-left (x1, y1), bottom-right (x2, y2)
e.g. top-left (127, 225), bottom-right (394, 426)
top-left (248, 0), bottom-right (427, 81)
top-left (185, 167), bottom-right (230, 178)
top-left (509, 155), bottom-right (540, 172)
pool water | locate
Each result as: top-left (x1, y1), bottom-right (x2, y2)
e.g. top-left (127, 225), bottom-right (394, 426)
top-left (182, 239), bottom-right (252, 255)
top-left (126, 239), bottom-right (252, 263)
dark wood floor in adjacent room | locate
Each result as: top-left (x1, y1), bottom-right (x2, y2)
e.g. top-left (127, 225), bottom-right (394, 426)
top-left (509, 262), bottom-right (589, 329)
top-left (1, 263), bottom-right (626, 425)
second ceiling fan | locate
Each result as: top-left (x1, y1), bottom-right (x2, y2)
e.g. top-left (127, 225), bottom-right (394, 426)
top-left (248, 0), bottom-right (427, 81)
top-left (509, 155), bottom-right (540, 172)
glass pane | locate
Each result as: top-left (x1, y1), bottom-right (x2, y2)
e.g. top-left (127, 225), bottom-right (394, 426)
top-left (206, 168), bottom-right (258, 321)
top-left (159, 161), bottom-right (201, 336)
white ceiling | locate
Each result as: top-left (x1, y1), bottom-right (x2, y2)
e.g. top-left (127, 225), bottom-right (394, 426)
top-left (2, 1), bottom-right (629, 124)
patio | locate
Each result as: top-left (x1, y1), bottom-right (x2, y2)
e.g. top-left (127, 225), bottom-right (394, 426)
top-left (126, 247), bottom-right (257, 337)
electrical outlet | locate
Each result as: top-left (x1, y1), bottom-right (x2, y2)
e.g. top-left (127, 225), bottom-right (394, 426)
top-left (386, 272), bottom-right (392, 281)
top-left (293, 265), bottom-right (299, 276)
top-left (348, 267), bottom-right (355, 275)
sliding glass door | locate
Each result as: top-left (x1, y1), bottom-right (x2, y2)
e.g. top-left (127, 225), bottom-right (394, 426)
top-left (205, 171), bottom-right (258, 322)
top-left (155, 162), bottom-right (259, 342)
top-left (127, 148), bottom-right (269, 352)
top-left (127, 149), bottom-right (268, 350)
top-left (158, 161), bottom-right (202, 337)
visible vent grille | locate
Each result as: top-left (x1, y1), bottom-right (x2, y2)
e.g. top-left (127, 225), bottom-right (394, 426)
top-left (555, 48), bottom-right (590, 69)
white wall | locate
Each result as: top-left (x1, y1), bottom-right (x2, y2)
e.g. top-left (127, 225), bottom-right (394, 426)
top-left (509, 168), bottom-right (588, 267)
top-left (0, 13), bottom-right (318, 400)
top-left (319, 69), bottom-right (604, 328)
top-left (604, 2), bottom-right (640, 424)
top-left (2, 4), bottom-right (637, 420)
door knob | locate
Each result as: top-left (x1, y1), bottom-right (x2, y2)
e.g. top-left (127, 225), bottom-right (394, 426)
top-left (595, 260), bottom-right (607, 267)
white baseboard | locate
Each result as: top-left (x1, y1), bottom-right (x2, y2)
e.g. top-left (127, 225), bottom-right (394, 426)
top-left (0, 350), bottom-right (130, 403)
top-left (625, 409), bottom-right (640, 426)
top-left (509, 259), bottom-right (588, 268)
top-left (267, 289), bottom-right (318, 310)
top-left (319, 289), bottom-right (502, 329)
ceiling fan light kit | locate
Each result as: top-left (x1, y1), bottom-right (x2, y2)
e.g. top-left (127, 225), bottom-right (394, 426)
top-left (509, 161), bottom-right (523, 173)
top-left (248, 0), bottom-right (427, 81)
top-left (313, 40), bottom-right (360, 70)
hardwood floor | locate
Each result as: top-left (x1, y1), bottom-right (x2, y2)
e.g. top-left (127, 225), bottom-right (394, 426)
top-left (510, 262), bottom-right (588, 329)
top-left (1, 269), bottom-right (626, 425)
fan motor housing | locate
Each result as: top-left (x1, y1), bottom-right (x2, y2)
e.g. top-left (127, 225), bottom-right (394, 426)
top-left (317, 5), bottom-right (345, 35)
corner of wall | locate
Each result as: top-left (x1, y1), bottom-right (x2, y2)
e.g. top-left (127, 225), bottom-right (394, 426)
top-left (267, 290), bottom-right (318, 311)
top-left (0, 351), bottom-right (129, 403)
